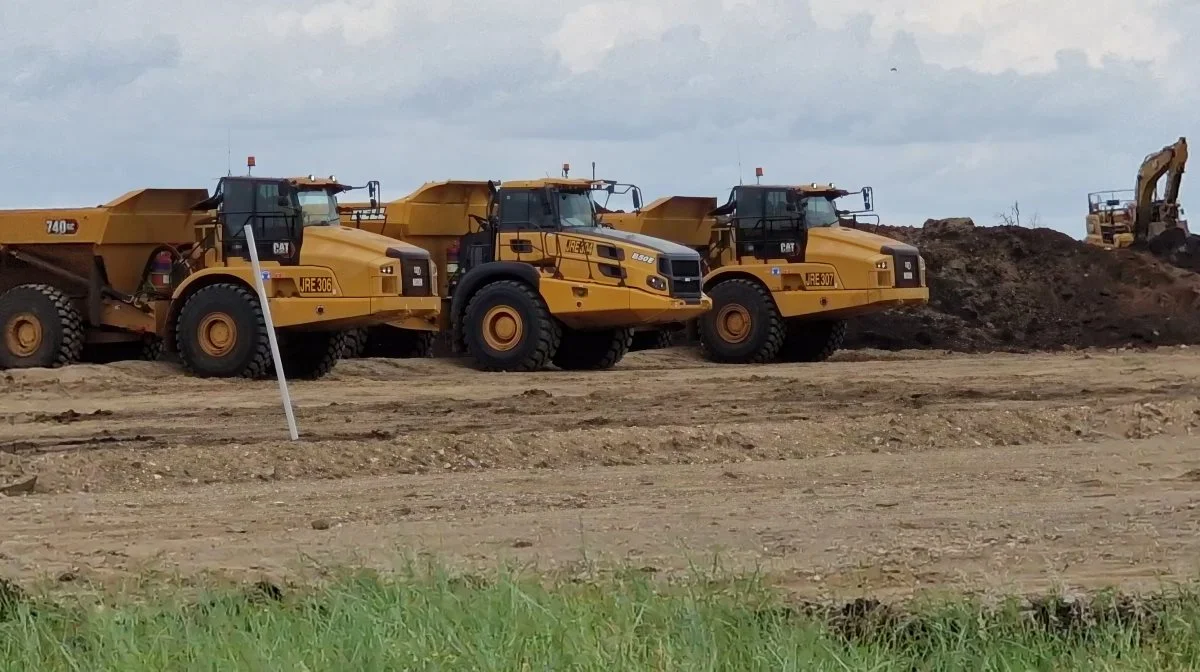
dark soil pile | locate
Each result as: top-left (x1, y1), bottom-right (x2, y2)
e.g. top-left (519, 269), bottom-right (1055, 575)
top-left (843, 218), bottom-right (1200, 353)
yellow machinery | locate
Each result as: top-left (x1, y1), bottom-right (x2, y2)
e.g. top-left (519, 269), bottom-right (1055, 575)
top-left (1086, 136), bottom-right (1188, 254)
top-left (0, 171), bottom-right (440, 378)
top-left (288, 177), bottom-right (442, 360)
top-left (339, 175), bottom-right (712, 371)
top-left (600, 177), bottom-right (929, 364)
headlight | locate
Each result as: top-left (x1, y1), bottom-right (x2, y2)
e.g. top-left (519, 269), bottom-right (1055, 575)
top-left (647, 275), bottom-right (667, 291)
top-left (380, 264), bottom-right (396, 275)
top-left (875, 259), bottom-right (889, 270)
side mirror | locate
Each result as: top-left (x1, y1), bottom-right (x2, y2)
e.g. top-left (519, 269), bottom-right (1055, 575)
top-left (862, 186), bottom-right (874, 211)
top-left (632, 189), bottom-right (642, 211)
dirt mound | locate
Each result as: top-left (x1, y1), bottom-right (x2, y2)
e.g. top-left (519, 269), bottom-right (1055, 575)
top-left (845, 218), bottom-right (1200, 352)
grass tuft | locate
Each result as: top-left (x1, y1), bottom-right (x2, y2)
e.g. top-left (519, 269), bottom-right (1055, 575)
top-left (2, 564), bottom-right (1200, 670)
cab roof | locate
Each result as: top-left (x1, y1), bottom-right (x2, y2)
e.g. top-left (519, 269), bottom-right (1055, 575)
top-left (500, 177), bottom-right (600, 190)
top-left (286, 175), bottom-right (353, 192)
top-left (737, 183), bottom-right (851, 197)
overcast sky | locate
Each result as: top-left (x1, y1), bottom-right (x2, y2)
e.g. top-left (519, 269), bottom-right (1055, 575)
top-left (1, 0), bottom-right (1194, 237)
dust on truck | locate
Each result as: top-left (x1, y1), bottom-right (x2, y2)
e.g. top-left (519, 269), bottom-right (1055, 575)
top-left (600, 181), bottom-right (929, 364)
top-left (0, 174), bottom-right (440, 378)
top-left (340, 177), bottom-right (712, 372)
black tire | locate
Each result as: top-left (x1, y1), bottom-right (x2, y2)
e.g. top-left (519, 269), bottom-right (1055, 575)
top-left (362, 326), bottom-right (436, 358)
top-left (342, 327), bottom-right (369, 359)
top-left (698, 279), bottom-right (784, 364)
top-left (0, 284), bottom-right (84, 370)
top-left (462, 280), bottom-right (560, 371)
top-left (630, 329), bottom-right (673, 352)
top-left (278, 330), bottom-right (346, 380)
top-left (778, 319), bottom-right (847, 363)
top-left (175, 283), bottom-right (271, 379)
top-left (552, 327), bottom-right (634, 370)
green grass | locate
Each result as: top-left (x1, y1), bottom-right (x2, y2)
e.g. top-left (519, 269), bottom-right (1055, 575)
top-left (2, 566), bottom-right (1200, 671)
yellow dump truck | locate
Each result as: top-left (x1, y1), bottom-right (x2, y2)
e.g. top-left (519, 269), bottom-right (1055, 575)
top-left (339, 177), bottom-right (712, 371)
top-left (600, 180), bottom-right (929, 364)
top-left (0, 173), bottom-right (440, 378)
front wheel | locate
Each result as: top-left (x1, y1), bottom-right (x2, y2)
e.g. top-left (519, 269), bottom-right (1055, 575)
top-left (342, 327), bottom-right (369, 359)
top-left (552, 327), bottom-right (634, 370)
top-left (778, 319), bottom-right (847, 363)
top-left (698, 279), bottom-right (784, 364)
top-left (630, 329), bottom-right (673, 352)
top-left (278, 330), bottom-right (346, 380)
top-left (462, 280), bottom-right (560, 371)
top-left (362, 326), bottom-right (436, 358)
top-left (175, 283), bottom-right (272, 378)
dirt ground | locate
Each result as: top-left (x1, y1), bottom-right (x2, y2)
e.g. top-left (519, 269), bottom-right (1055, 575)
top-left (3, 345), bottom-right (1200, 598)
top-left (845, 219), bottom-right (1200, 353)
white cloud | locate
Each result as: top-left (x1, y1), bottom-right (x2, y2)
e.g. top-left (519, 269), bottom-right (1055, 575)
top-left (0, 0), bottom-right (1195, 238)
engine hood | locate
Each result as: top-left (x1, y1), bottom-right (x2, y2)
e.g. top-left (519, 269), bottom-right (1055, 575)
top-left (809, 226), bottom-right (919, 255)
top-left (303, 225), bottom-right (430, 259)
top-left (574, 226), bottom-right (701, 257)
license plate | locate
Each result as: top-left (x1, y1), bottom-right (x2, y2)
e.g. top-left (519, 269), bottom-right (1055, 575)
top-left (299, 276), bottom-right (334, 293)
top-left (903, 272), bottom-right (913, 280)
top-left (412, 278), bottom-right (424, 287)
top-left (804, 272), bottom-right (836, 288)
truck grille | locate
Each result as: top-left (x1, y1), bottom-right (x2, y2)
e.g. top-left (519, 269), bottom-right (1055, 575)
top-left (401, 258), bottom-right (433, 296)
top-left (658, 256), bottom-right (704, 304)
top-left (892, 253), bottom-right (921, 288)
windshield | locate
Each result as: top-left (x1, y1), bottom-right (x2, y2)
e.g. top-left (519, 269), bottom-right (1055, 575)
top-left (557, 191), bottom-right (596, 227)
top-left (297, 189), bottom-right (340, 227)
top-left (803, 196), bottom-right (840, 228)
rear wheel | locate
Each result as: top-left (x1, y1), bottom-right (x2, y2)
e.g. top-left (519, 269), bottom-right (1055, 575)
top-left (0, 284), bottom-right (84, 370)
top-left (362, 326), bottom-right (436, 358)
top-left (462, 280), bottom-right (560, 371)
top-left (698, 279), bottom-right (784, 364)
top-left (778, 319), bottom-right (847, 363)
top-left (175, 283), bottom-right (271, 378)
top-left (552, 327), bottom-right (634, 370)
top-left (278, 330), bottom-right (346, 380)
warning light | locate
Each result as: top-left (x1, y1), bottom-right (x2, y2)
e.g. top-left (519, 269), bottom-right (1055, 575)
top-left (247, 156), bottom-right (256, 168)
top-left (755, 167), bottom-right (764, 178)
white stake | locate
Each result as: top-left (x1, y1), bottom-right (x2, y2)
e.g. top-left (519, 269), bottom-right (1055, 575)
top-left (244, 225), bottom-right (299, 441)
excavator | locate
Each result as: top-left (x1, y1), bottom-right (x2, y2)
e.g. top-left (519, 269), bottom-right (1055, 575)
top-left (1085, 137), bottom-right (1189, 255)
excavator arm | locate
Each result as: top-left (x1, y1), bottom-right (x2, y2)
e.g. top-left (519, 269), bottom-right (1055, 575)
top-left (1135, 137), bottom-right (1188, 240)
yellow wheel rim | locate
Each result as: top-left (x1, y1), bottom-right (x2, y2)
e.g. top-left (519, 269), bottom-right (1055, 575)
top-left (197, 312), bottom-right (238, 358)
top-left (481, 305), bottom-right (523, 352)
top-left (5, 313), bottom-right (43, 357)
top-left (715, 304), bottom-right (751, 343)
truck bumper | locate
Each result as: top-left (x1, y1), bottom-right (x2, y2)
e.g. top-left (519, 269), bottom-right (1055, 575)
top-left (266, 295), bottom-right (442, 330)
top-left (540, 278), bottom-right (712, 330)
top-left (773, 286), bottom-right (929, 320)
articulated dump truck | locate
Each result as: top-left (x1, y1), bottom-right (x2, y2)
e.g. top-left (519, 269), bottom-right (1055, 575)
top-left (0, 174), bottom-right (440, 379)
top-left (339, 177), bottom-right (712, 372)
top-left (599, 181), bottom-right (929, 364)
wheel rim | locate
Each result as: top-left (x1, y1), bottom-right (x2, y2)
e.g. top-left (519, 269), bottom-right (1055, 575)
top-left (715, 304), bottom-right (751, 343)
top-left (197, 312), bottom-right (238, 357)
top-left (4, 313), bottom-right (43, 357)
top-left (481, 305), bottom-right (523, 352)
